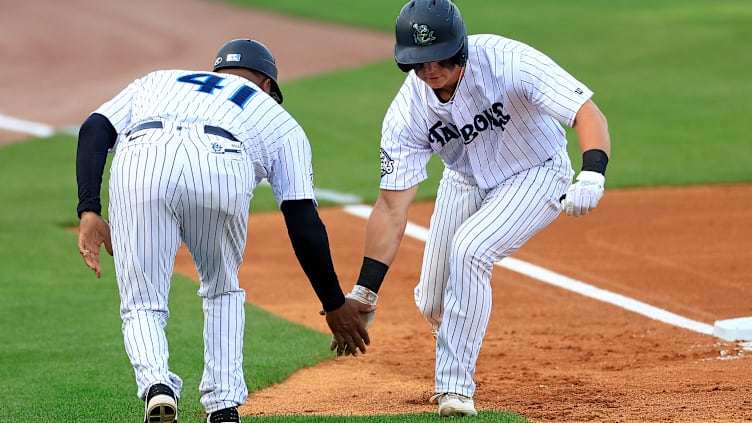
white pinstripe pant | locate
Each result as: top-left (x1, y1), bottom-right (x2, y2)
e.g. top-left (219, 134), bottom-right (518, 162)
top-left (109, 125), bottom-right (252, 413)
top-left (414, 151), bottom-right (573, 398)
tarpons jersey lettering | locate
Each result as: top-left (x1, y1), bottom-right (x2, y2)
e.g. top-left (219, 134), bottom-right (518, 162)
top-left (428, 102), bottom-right (511, 146)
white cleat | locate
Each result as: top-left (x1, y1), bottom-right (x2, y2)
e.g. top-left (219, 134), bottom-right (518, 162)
top-left (430, 393), bottom-right (478, 417)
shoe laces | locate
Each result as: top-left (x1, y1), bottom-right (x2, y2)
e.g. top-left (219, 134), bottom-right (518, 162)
top-left (430, 393), bottom-right (471, 404)
top-left (146, 383), bottom-right (175, 401)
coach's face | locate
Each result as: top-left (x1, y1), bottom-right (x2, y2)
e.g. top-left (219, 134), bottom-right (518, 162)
top-left (414, 59), bottom-right (464, 101)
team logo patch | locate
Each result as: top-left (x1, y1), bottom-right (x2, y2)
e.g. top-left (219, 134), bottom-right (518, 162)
top-left (412, 23), bottom-right (436, 46)
top-left (214, 57), bottom-right (222, 67)
top-left (380, 148), bottom-right (394, 177)
top-left (226, 53), bottom-right (242, 62)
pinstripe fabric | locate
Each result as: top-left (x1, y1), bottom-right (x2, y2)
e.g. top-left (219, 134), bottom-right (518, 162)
top-left (381, 34), bottom-right (591, 191)
top-left (99, 69), bottom-right (315, 412)
top-left (381, 35), bottom-right (587, 398)
top-left (415, 151), bottom-right (572, 396)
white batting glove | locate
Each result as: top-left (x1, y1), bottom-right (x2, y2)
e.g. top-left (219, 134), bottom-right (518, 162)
top-left (561, 170), bottom-right (605, 217)
top-left (346, 285), bottom-right (378, 329)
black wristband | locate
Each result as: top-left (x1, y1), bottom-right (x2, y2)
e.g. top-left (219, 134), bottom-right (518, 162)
top-left (356, 257), bottom-right (389, 294)
top-left (581, 149), bottom-right (609, 175)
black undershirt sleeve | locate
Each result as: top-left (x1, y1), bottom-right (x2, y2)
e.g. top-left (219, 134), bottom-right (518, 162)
top-left (76, 113), bottom-right (117, 218)
top-left (280, 199), bottom-right (346, 312)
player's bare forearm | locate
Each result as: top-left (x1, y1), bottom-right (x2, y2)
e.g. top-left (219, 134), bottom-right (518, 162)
top-left (564, 100), bottom-right (611, 217)
top-left (363, 186), bottom-right (418, 266)
top-left (573, 99), bottom-right (611, 156)
top-left (363, 207), bottom-right (405, 266)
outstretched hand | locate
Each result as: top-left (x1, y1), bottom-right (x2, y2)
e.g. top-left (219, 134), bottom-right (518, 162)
top-left (324, 298), bottom-right (372, 357)
top-left (77, 211), bottom-right (114, 278)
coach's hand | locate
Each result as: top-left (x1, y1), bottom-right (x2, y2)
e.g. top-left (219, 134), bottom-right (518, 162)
top-left (78, 211), bottom-right (114, 278)
top-left (561, 171), bottom-right (605, 217)
top-left (325, 298), bottom-right (372, 357)
top-left (345, 285), bottom-right (377, 330)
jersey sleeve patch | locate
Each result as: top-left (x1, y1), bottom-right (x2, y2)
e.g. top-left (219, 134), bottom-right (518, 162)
top-left (380, 148), bottom-right (395, 177)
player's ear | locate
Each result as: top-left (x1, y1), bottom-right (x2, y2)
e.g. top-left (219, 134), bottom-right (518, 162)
top-left (260, 77), bottom-right (273, 96)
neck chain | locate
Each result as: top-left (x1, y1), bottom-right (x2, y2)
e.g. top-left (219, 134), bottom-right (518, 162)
top-left (439, 66), bottom-right (466, 104)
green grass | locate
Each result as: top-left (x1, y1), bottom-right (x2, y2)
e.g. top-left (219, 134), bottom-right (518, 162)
top-left (2, 0), bottom-right (751, 421)
top-left (223, 0), bottom-right (409, 31)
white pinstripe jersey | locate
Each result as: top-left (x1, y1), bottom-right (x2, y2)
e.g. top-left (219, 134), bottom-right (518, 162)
top-left (380, 34), bottom-right (594, 190)
top-left (94, 69), bottom-right (316, 204)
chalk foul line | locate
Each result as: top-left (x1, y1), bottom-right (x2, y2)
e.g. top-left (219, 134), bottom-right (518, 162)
top-left (343, 204), bottom-right (715, 337)
top-left (0, 113), bottom-right (56, 137)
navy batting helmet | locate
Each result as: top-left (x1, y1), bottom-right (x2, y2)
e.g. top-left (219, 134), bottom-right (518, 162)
top-left (213, 39), bottom-right (283, 104)
top-left (394, 0), bottom-right (468, 72)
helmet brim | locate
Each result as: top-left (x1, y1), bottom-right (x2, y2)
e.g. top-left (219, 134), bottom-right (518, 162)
top-left (395, 42), bottom-right (461, 66)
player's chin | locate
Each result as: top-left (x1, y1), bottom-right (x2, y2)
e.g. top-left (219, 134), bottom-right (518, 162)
top-left (422, 77), bottom-right (446, 90)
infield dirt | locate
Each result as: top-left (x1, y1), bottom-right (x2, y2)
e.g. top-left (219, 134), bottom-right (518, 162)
top-left (182, 185), bottom-right (752, 422)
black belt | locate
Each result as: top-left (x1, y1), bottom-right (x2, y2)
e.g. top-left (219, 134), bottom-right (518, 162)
top-left (126, 121), bottom-right (237, 142)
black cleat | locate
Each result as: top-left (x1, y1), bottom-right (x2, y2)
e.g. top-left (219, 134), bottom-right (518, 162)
top-left (206, 406), bottom-right (240, 423)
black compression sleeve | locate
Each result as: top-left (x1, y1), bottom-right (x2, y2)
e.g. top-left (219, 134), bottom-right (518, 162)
top-left (76, 113), bottom-right (117, 218)
top-left (280, 199), bottom-right (346, 312)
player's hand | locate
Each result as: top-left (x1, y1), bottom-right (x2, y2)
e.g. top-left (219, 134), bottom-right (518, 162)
top-left (325, 286), bottom-right (377, 354)
top-left (561, 171), bottom-right (605, 217)
top-left (324, 297), bottom-right (372, 357)
top-left (327, 306), bottom-right (376, 354)
top-left (77, 211), bottom-right (114, 278)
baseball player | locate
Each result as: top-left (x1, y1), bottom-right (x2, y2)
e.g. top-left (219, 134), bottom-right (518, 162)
top-left (348, 0), bottom-right (611, 417)
top-left (75, 39), bottom-right (370, 423)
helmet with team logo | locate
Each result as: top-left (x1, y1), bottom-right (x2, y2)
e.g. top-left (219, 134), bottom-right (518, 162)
top-left (213, 38), bottom-right (283, 104)
top-left (393, 0), bottom-right (468, 72)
